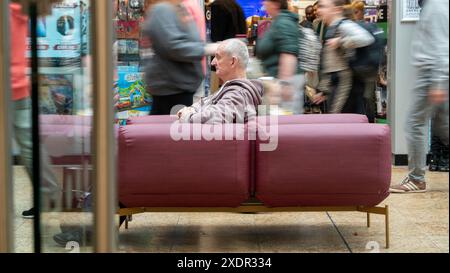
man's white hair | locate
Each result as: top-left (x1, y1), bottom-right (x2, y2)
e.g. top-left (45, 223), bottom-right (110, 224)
top-left (221, 39), bottom-right (250, 69)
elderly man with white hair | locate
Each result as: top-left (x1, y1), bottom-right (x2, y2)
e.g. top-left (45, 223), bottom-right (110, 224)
top-left (178, 39), bottom-right (264, 124)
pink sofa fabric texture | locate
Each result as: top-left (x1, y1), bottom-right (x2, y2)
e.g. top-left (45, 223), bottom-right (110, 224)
top-left (118, 123), bottom-right (251, 207)
top-left (256, 123), bottom-right (391, 207)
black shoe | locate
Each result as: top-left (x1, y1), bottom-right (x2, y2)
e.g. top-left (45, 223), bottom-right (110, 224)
top-left (22, 207), bottom-right (35, 219)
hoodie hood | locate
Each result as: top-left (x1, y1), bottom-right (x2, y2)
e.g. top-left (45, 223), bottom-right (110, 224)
top-left (212, 79), bottom-right (264, 107)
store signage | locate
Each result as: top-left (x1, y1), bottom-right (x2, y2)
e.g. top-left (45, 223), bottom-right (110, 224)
top-left (400, 0), bottom-right (421, 22)
top-left (26, 0), bottom-right (86, 67)
top-left (365, 4), bottom-right (387, 23)
top-left (377, 4), bottom-right (388, 22)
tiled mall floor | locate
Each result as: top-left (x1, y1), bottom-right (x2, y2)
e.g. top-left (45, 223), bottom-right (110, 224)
top-left (13, 166), bottom-right (449, 253)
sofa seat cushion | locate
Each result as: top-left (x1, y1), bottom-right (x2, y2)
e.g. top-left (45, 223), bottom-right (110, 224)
top-left (118, 123), bottom-right (252, 207)
top-left (256, 123), bottom-right (391, 207)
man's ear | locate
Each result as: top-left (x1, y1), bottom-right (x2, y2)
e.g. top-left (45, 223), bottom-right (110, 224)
top-left (231, 57), bottom-right (238, 68)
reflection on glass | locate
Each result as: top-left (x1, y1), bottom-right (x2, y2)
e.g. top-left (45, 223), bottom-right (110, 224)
top-left (9, 0), bottom-right (94, 253)
top-left (36, 0), bottom-right (93, 253)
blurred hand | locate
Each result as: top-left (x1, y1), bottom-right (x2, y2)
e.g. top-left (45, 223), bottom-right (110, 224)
top-left (428, 89), bottom-right (448, 105)
top-left (327, 38), bottom-right (341, 50)
top-left (312, 92), bottom-right (327, 104)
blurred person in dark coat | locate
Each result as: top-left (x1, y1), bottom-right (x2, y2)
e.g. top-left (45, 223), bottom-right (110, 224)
top-left (210, 0), bottom-right (247, 42)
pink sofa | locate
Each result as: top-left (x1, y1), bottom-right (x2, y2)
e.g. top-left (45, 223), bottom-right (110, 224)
top-left (119, 115), bottom-right (390, 208)
top-left (119, 114), bottom-right (392, 248)
top-left (40, 114), bottom-right (392, 247)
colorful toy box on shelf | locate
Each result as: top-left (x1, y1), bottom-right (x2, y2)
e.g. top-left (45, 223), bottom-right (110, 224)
top-left (113, 0), bottom-right (145, 63)
top-left (113, 0), bottom-right (154, 125)
top-left (115, 66), bottom-right (152, 126)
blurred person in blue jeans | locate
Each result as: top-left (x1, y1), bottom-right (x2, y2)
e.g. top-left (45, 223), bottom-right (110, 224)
top-left (390, 0), bottom-right (449, 193)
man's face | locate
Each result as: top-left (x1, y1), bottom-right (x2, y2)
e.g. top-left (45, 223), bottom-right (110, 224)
top-left (211, 46), bottom-right (234, 80)
top-left (305, 7), bottom-right (315, 21)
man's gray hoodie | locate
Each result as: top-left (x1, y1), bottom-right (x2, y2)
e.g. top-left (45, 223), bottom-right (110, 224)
top-left (143, 3), bottom-right (205, 96)
top-left (180, 79), bottom-right (264, 124)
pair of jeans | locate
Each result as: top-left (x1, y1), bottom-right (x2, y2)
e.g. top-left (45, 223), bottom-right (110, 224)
top-left (405, 69), bottom-right (449, 182)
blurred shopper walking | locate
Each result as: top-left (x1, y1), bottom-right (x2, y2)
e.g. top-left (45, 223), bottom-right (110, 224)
top-left (347, 0), bottom-right (386, 122)
top-left (312, 0), bottom-right (374, 114)
top-left (10, 1), bottom-right (62, 219)
top-left (143, 0), bottom-right (218, 115)
top-left (390, 0), bottom-right (449, 193)
top-left (256, 0), bottom-right (303, 114)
